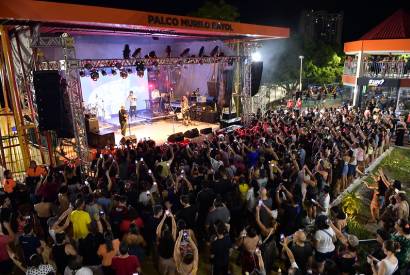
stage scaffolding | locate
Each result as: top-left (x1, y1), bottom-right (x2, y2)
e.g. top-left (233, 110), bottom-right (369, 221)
top-left (31, 33), bottom-right (253, 173)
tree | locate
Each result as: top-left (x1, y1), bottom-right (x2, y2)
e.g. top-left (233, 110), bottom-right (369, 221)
top-left (189, 0), bottom-right (240, 22)
top-left (269, 36), bottom-right (303, 96)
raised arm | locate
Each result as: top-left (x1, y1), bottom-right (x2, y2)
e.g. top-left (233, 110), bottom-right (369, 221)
top-left (156, 213), bottom-right (167, 239)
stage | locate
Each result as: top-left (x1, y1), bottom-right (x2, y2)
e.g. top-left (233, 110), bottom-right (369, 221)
top-left (110, 119), bottom-right (219, 145)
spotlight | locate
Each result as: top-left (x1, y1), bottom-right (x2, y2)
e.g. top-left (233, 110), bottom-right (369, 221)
top-left (180, 48), bottom-right (190, 57)
top-left (149, 51), bottom-right (157, 58)
top-left (251, 52), bottom-right (262, 62)
top-left (84, 63), bottom-right (93, 70)
top-left (137, 70), bottom-right (145, 78)
top-left (101, 69), bottom-right (107, 76)
top-left (90, 70), bottom-right (99, 81)
top-left (120, 70), bottom-right (128, 79)
top-left (198, 46), bottom-right (205, 57)
top-left (111, 68), bottom-right (117, 76)
top-left (210, 46), bottom-right (219, 57)
top-left (165, 45), bottom-right (171, 58)
top-left (127, 68), bottom-right (132, 74)
top-left (123, 44), bottom-right (131, 59)
top-left (79, 70), bottom-right (85, 77)
top-left (115, 62), bottom-right (122, 69)
top-left (132, 48), bottom-right (141, 58)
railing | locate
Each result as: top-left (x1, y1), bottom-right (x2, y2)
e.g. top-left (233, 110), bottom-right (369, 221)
top-left (362, 60), bottom-right (410, 78)
top-left (343, 60), bottom-right (357, 75)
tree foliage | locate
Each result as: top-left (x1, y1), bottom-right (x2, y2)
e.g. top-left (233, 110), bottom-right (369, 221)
top-left (269, 35), bottom-right (343, 95)
top-left (189, 0), bottom-right (240, 22)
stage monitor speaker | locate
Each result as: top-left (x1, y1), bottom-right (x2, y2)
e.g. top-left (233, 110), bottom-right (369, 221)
top-left (200, 127), bottom-right (212, 135)
top-left (120, 135), bottom-right (137, 145)
top-left (251, 62), bottom-right (263, 96)
top-left (207, 80), bottom-right (218, 97)
top-left (168, 132), bottom-right (184, 143)
top-left (33, 71), bottom-right (74, 138)
top-left (184, 128), bottom-right (199, 139)
top-left (200, 111), bottom-right (218, 123)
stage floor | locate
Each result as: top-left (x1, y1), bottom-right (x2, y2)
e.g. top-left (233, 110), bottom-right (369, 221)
top-left (111, 119), bottom-right (219, 144)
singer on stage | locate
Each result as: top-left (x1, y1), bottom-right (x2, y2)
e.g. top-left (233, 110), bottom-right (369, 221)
top-left (127, 90), bottom-right (137, 119)
top-left (119, 105), bottom-right (128, 136)
top-left (181, 95), bottom-right (191, 126)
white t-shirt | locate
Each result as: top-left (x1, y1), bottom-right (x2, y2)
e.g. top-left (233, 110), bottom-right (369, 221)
top-left (64, 267), bottom-right (93, 275)
top-left (314, 228), bottom-right (335, 253)
top-left (318, 193), bottom-right (330, 216)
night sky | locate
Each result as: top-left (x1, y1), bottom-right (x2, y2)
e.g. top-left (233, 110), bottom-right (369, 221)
top-left (47, 0), bottom-right (409, 42)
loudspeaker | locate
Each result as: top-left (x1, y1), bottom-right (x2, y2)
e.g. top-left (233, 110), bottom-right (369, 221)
top-left (33, 71), bottom-right (74, 138)
top-left (85, 117), bottom-right (99, 134)
top-left (251, 62), bottom-right (263, 96)
top-left (222, 68), bottom-right (234, 107)
top-left (200, 111), bottom-right (219, 123)
top-left (207, 80), bottom-right (218, 97)
top-left (168, 132), bottom-right (184, 143)
top-left (184, 128), bottom-right (199, 139)
top-left (120, 135), bottom-right (137, 145)
top-left (200, 127), bottom-right (212, 135)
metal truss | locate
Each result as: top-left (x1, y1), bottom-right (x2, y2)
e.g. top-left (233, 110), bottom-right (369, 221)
top-left (37, 56), bottom-right (245, 71)
top-left (31, 34), bottom-right (89, 175)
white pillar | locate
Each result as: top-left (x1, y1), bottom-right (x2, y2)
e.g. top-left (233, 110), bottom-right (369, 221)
top-left (352, 51), bottom-right (363, 106)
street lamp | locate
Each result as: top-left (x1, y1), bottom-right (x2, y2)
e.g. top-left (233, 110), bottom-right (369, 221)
top-left (299, 55), bottom-right (304, 92)
top-left (252, 52), bottom-right (262, 62)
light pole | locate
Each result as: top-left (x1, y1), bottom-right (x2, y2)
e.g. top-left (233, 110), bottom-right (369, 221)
top-left (299, 55), bottom-right (304, 92)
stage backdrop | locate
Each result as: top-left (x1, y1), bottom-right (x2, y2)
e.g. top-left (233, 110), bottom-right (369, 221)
top-left (80, 71), bottom-right (149, 117)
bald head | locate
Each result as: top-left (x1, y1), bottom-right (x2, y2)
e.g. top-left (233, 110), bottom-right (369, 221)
top-left (294, 230), bottom-right (306, 244)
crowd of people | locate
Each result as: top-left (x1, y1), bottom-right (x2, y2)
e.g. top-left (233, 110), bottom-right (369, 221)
top-left (0, 104), bottom-right (409, 275)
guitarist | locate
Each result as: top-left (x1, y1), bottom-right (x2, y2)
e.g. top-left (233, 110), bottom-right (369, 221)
top-left (181, 96), bottom-right (191, 126)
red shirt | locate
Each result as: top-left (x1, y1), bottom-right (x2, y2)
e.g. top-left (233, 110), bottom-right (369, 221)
top-left (111, 255), bottom-right (140, 275)
top-left (0, 235), bottom-right (12, 261)
top-left (119, 218), bottom-right (144, 234)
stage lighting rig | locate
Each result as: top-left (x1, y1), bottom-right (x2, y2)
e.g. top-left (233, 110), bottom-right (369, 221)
top-left (126, 68), bottom-right (133, 74)
top-left (210, 46), bottom-right (219, 57)
top-left (84, 62), bottom-right (93, 70)
top-left (165, 45), bottom-right (171, 58)
top-left (79, 70), bottom-right (85, 77)
top-left (198, 46), bottom-right (205, 57)
top-left (90, 70), bottom-right (99, 81)
top-left (101, 69), bottom-right (107, 76)
top-left (180, 48), bottom-right (190, 57)
top-left (115, 62), bottom-right (122, 70)
top-left (123, 44), bottom-right (131, 59)
top-left (132, 48), bottom-right (141, 58)
top-left (111, 68), bottom-right (117, 76)
top-left (120, 69), bottom-right (128, 79)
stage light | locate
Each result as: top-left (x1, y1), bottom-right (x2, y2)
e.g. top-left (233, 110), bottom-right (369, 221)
top-left (123, 44), bottom-right (131, 59)
top-left (132, 48), bottom-right (141, 58)
top-left (252, 52), bottom-right (262, 62)
top-left (115, 62), bottom-right (122, 70)
top-left (198, 46), bottom-right (205, 57)
top-left (149, 83), bottom-right (154, 89)
top-left (101, 69), bottom-right (107, 76)
top-left (84, 63), bottom-right (93, 70)
top-left (111, 68), bottom-right (117, 76)
top-left (165, 45), bottom-right (171, 58)
top-left (90, 70), bottom-right (99, 81)
top-left (79, 70), bottom-right (85, 77)
top-left (149, 51), bottom-right (157, 58)
top-left (120, 70), bottom-right (128, 79)
top-left (127, 68), bottom-right (133, 74)
top-left (180, 48), bottom-right (190, 57)
top-left (210, 46), bottom-right (219, 57)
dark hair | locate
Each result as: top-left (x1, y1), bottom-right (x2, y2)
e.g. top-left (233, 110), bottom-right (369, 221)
top-left (396, 219), bottom-right (410, 234)
top-left (104, 231), bottom-right (114, 252)
top-left (384, 240), bottom-right (400, 253)
top-left (74, 198), bottom-right (84, 209)
top-left (213, 196), bottom-right (223, 208)
top-left (153, 204), bottom-right (163, 216)
top-left (129, 223), bottom-right (139, 235)
top-left (177, 219), bottom-right (187, 231)
top-left (119, 241), bottom-right (129, 255)
top-left (180, 195), bottom-right (190, 205)
top-left (246, 226), bottom-right (257, 238)
top-left (376, 229), bottom-right (389, 241)
top-left (55, 232), bottom-right (66, 245)
top-left (315, 215), bottom-right (330, 230)
top-left (215, 221), bottom-right (226, 235)
top-left (29, 253), bottom-right (42, 268)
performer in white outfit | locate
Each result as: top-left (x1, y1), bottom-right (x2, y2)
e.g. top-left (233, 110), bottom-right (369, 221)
top-left (126, 91), bottom-right (137, 120)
